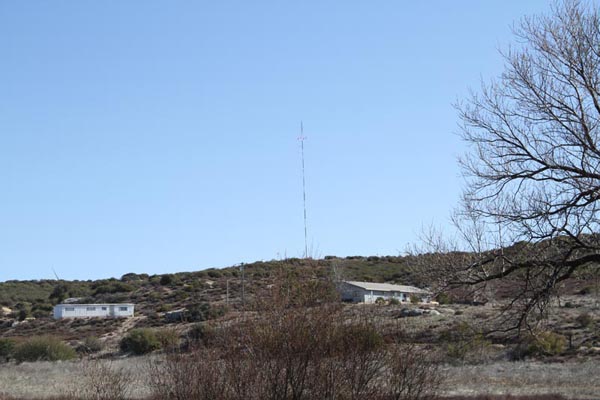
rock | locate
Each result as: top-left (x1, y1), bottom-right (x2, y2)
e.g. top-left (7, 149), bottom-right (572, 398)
top-left (397, 307), bottom-right (445, 318)
top-left (439, 308), bottom-right (456, 315)
top-left (398, 308), bottom-right (426, 317)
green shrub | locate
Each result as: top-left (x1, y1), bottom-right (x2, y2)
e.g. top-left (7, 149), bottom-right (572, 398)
top-left (534, 332), bottom-right (567, 355)
top-left (0, 338), bottom-right (16, 362)
top-left (207, 270), bottom-right (222, 279)
top-left (160, 274), bottom-right (174, 286)
top-left (436, 292), bottom-right (451, 305)
top-left (512, 331), bottom-right (566, 359)
top-left (375, 297), bottom-right (386, 305)
top-left (93, 281), bottom-right (134, 295)
top-left (120, 329), bottom-right (161, 355)
top-left (14, 336), bottom-right (76, 362)
top-left (389, 298), bottom-right (400, 305)
top-left (184, 303), bottom-right (226, 322)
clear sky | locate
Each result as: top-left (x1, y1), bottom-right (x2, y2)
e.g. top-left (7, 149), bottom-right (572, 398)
top-left (0, 1), bottom-right (552, 282)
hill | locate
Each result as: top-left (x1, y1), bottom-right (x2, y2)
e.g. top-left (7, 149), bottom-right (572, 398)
top-left (0, 255), bottom-right (421, 325)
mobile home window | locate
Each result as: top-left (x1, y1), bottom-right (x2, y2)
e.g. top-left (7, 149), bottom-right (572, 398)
top-left (86, 307), bottom-right (96, 311)
top-left (119, 307), bottom-right (128, 311)
top-left (101, 307), bottom-right (107, 311)
top-left (65, 307), bottom-right (75, 312)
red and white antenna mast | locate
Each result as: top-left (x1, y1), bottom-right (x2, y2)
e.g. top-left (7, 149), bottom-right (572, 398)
top-left (298, 121), bottom-right (309, 259)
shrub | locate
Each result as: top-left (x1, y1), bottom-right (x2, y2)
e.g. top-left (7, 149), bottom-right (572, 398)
top-left (389, 297), bottom-right (400, 305)
top-left (207, 270), bottom-right (222, 279)
top-left (0, 338), bottom-right (16, 362)
top-left (68, 359), bottom-right (132, 400)
top-left (576, 312), bottom-right (594, 328)
top-left (436, 292), bottom-right (451, 304)
top-left (375, 297), bottom-right (386, 305)
top-left (185, 323), bottom-right (213, 348)
top-left (440, 322), bottom-right (491, 363)
top-left (387, 343), bottom-right (443, 400)
top-left (17, 308), bottom-right (29, 321)
top-left (512, 331), bottom-right (567, 359)
top-left (93, 282), bottom-right (134, 295)
top-left (160, 274), bottom-right (174, 286)
top-left (146, 270), bottom-right (446, 400)
top-left (184, 303), bottom-right (226, 322)
top-left (120, 329), bottom-right (161, 355)
top-left (156, 329), bottom-right (180, 351)
top-left (13, 336), bottom-right (76, 362)
top-left (531, 331), bottom-right (567, 356)
top-left (78, 336), bottom-right (103, 353)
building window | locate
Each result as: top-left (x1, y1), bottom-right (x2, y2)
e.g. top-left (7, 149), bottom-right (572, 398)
top-left (86, 307), bottom-right (96, 311)
top-left (119, 307), bottom-right (128, 311)
top-left (101, 307), bottom-right (107, 311)
top-left (65, 307), bottom-right (75, 312)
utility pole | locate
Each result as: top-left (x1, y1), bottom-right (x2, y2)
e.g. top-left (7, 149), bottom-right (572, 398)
top-left (226, 279), bottom-right (229, 307)
top-left (240, 263), bottom-right (245, 313)
top-left (298, 121), bottom-right (309, 259)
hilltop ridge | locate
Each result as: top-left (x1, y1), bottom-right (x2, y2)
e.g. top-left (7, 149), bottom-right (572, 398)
top-left (0, 255), bottom-right (421, 322)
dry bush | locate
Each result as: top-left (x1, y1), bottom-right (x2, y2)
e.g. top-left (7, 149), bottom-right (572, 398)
top-left (66, 359), bottom-right (132, 400)
top-left (148, 270), bottom-right (444, 400)
top-left (13, 336), bottom-right (76, 362)
top-left (387, 343), bottom-right (443, 400)
top-left (147, 348), bottom-right (228, 400)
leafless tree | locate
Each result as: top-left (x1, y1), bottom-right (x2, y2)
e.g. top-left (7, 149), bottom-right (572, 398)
top-left (418, 0), bottom-right (600, 331)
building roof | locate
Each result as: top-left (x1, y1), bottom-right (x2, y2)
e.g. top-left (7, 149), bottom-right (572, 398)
top-left (343, 281), bottom-right (430, 294)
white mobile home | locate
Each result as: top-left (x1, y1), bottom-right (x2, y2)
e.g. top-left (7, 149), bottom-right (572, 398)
top-left (53, 303), bottom-right (135, 319)
top-left (339, 281), bottom-right (430, 304)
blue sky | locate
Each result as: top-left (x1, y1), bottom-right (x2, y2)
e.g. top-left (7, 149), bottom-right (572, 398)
top-left (0, 1), bottom-right (551, 281)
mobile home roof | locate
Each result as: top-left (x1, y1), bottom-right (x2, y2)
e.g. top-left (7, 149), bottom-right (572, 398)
top-left (344, 281), bottom-right (430, 294)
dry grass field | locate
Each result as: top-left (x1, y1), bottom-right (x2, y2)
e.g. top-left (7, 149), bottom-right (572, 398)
top-left (0, 358), bottom-right (598, 399)
top-left (0, 261), bottom-right (598, 400)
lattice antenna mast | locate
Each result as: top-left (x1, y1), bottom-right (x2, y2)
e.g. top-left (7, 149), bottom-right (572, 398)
top-left (298, 121), bottom-right (309, 259)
